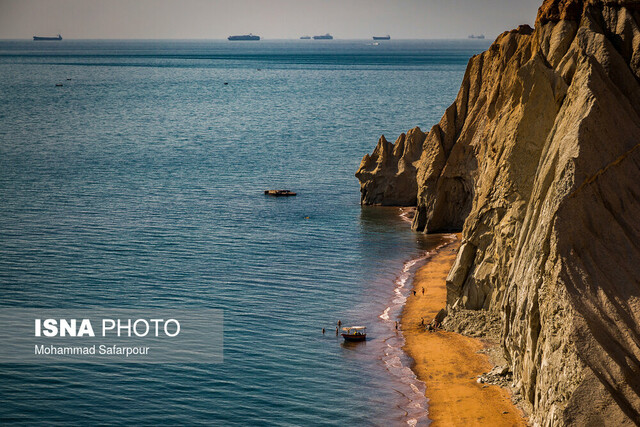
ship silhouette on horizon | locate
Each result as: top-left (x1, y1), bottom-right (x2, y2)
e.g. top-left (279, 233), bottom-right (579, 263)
top-left (33, 34), bottom-right (62, 41)
top-left (227, 34), bottom-right (260, 41)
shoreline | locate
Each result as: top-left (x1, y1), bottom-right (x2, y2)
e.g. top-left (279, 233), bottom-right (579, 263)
top-left (376, 225), bottom-right (454, 427)
top-left (400, 234), bottom-right (527, 426)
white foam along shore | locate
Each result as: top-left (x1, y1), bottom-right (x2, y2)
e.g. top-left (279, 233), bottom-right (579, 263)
top-left (378, 232), bottom-right (458, 426)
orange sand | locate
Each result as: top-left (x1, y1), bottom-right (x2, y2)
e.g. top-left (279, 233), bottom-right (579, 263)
top-left (402, 234), bottom-right (527, 426)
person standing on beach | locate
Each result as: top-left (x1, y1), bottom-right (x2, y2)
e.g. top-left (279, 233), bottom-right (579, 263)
top-left (395, 321), bottom-right (398, 330)
top-left (422, 287), bottom-right (425, 295)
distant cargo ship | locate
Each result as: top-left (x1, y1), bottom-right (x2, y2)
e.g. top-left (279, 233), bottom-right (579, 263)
top-left (33, 34), bottom-right (62, 41)
top-left (300, 36), bottom-right (311, 39)
top-left (373, 35), bottom-right (390, 40)
top-left (313, 34), bottom-right (333, 40)
top-left (227, 34), bottom-right (260, 41)
top-left (468, 34), bottom-right (485, 39)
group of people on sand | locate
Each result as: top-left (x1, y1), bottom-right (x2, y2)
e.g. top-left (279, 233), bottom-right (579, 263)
top-left (426, 308), bottom-right (448, 332)
top-left (421, 317), bottom-right (441, 331)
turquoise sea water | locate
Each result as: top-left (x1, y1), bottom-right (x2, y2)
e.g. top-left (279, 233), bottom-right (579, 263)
top-left (0, 39), bottom-right (488, 425)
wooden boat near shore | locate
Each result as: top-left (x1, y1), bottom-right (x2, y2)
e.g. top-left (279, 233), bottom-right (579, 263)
top-left (264, 189), bottom-right (297, 197)
top-left (341, 326), bottom-right (366, 342)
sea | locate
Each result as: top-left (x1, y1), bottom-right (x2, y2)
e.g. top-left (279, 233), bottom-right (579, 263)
top-left (0, 39), bottom-right (489, 426)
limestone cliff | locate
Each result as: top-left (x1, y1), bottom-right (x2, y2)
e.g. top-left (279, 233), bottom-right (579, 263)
top-left (355, 128), bottom-right (425, 206)
top-left (356, 1), bottom-right (640, 425)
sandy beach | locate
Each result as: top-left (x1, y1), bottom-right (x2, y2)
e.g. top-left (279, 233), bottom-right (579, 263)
top-left (402, 234), bottom-right (526, 426)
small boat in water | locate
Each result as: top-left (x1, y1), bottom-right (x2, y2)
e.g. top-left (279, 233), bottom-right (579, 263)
top-left (341, 326), bottom-right (367, 342)
top-left (264, 190), bottom-right (297, 197)
top-left (313, 34), bottom-right (333, 40)
top-left (373, 35), bottom-right (390, 40)
top-left (300, 36), bottom-right (311, 40)
top-left (33, 34), bottom-right (62, 41)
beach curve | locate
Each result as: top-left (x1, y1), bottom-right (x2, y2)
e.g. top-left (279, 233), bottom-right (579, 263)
top-left (401, 234), bottom-right (527, 426)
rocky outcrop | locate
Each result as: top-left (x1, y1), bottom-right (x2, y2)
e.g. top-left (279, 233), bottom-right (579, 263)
top-left (355, 128), bottom-right (426, 206)
top-left (356, 0), bottom-right (640, 425)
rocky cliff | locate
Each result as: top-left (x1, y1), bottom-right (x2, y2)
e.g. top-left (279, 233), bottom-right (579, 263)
top-left (356, 1), bottom-right (640, 425)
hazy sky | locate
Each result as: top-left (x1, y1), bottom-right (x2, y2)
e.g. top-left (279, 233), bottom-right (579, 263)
top-left (0, 0), bottom-right (542, 40)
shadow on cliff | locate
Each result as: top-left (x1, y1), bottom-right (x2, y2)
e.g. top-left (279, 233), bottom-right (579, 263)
top-left (355, 0), bottom-right (640, 424)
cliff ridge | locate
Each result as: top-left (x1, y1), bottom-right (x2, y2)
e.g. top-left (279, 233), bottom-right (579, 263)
top-left (357, 1), bottom-right (640, 425)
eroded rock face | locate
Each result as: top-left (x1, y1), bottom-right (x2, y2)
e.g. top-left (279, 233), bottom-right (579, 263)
top-left (356, 0), bottom-right (640, 425)
top-left (355, 128), bottom-right (425, 206)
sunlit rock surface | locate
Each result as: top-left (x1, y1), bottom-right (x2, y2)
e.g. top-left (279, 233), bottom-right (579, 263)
top-left (357, 1), bottom-right (640, 424)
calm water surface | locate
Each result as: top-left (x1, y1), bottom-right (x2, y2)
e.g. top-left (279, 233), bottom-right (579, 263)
top-left (0, 39), bottom-right (489, 425)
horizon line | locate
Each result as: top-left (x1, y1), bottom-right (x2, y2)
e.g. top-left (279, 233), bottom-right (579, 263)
top-left (2, 36), bottom-right (496, 41)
